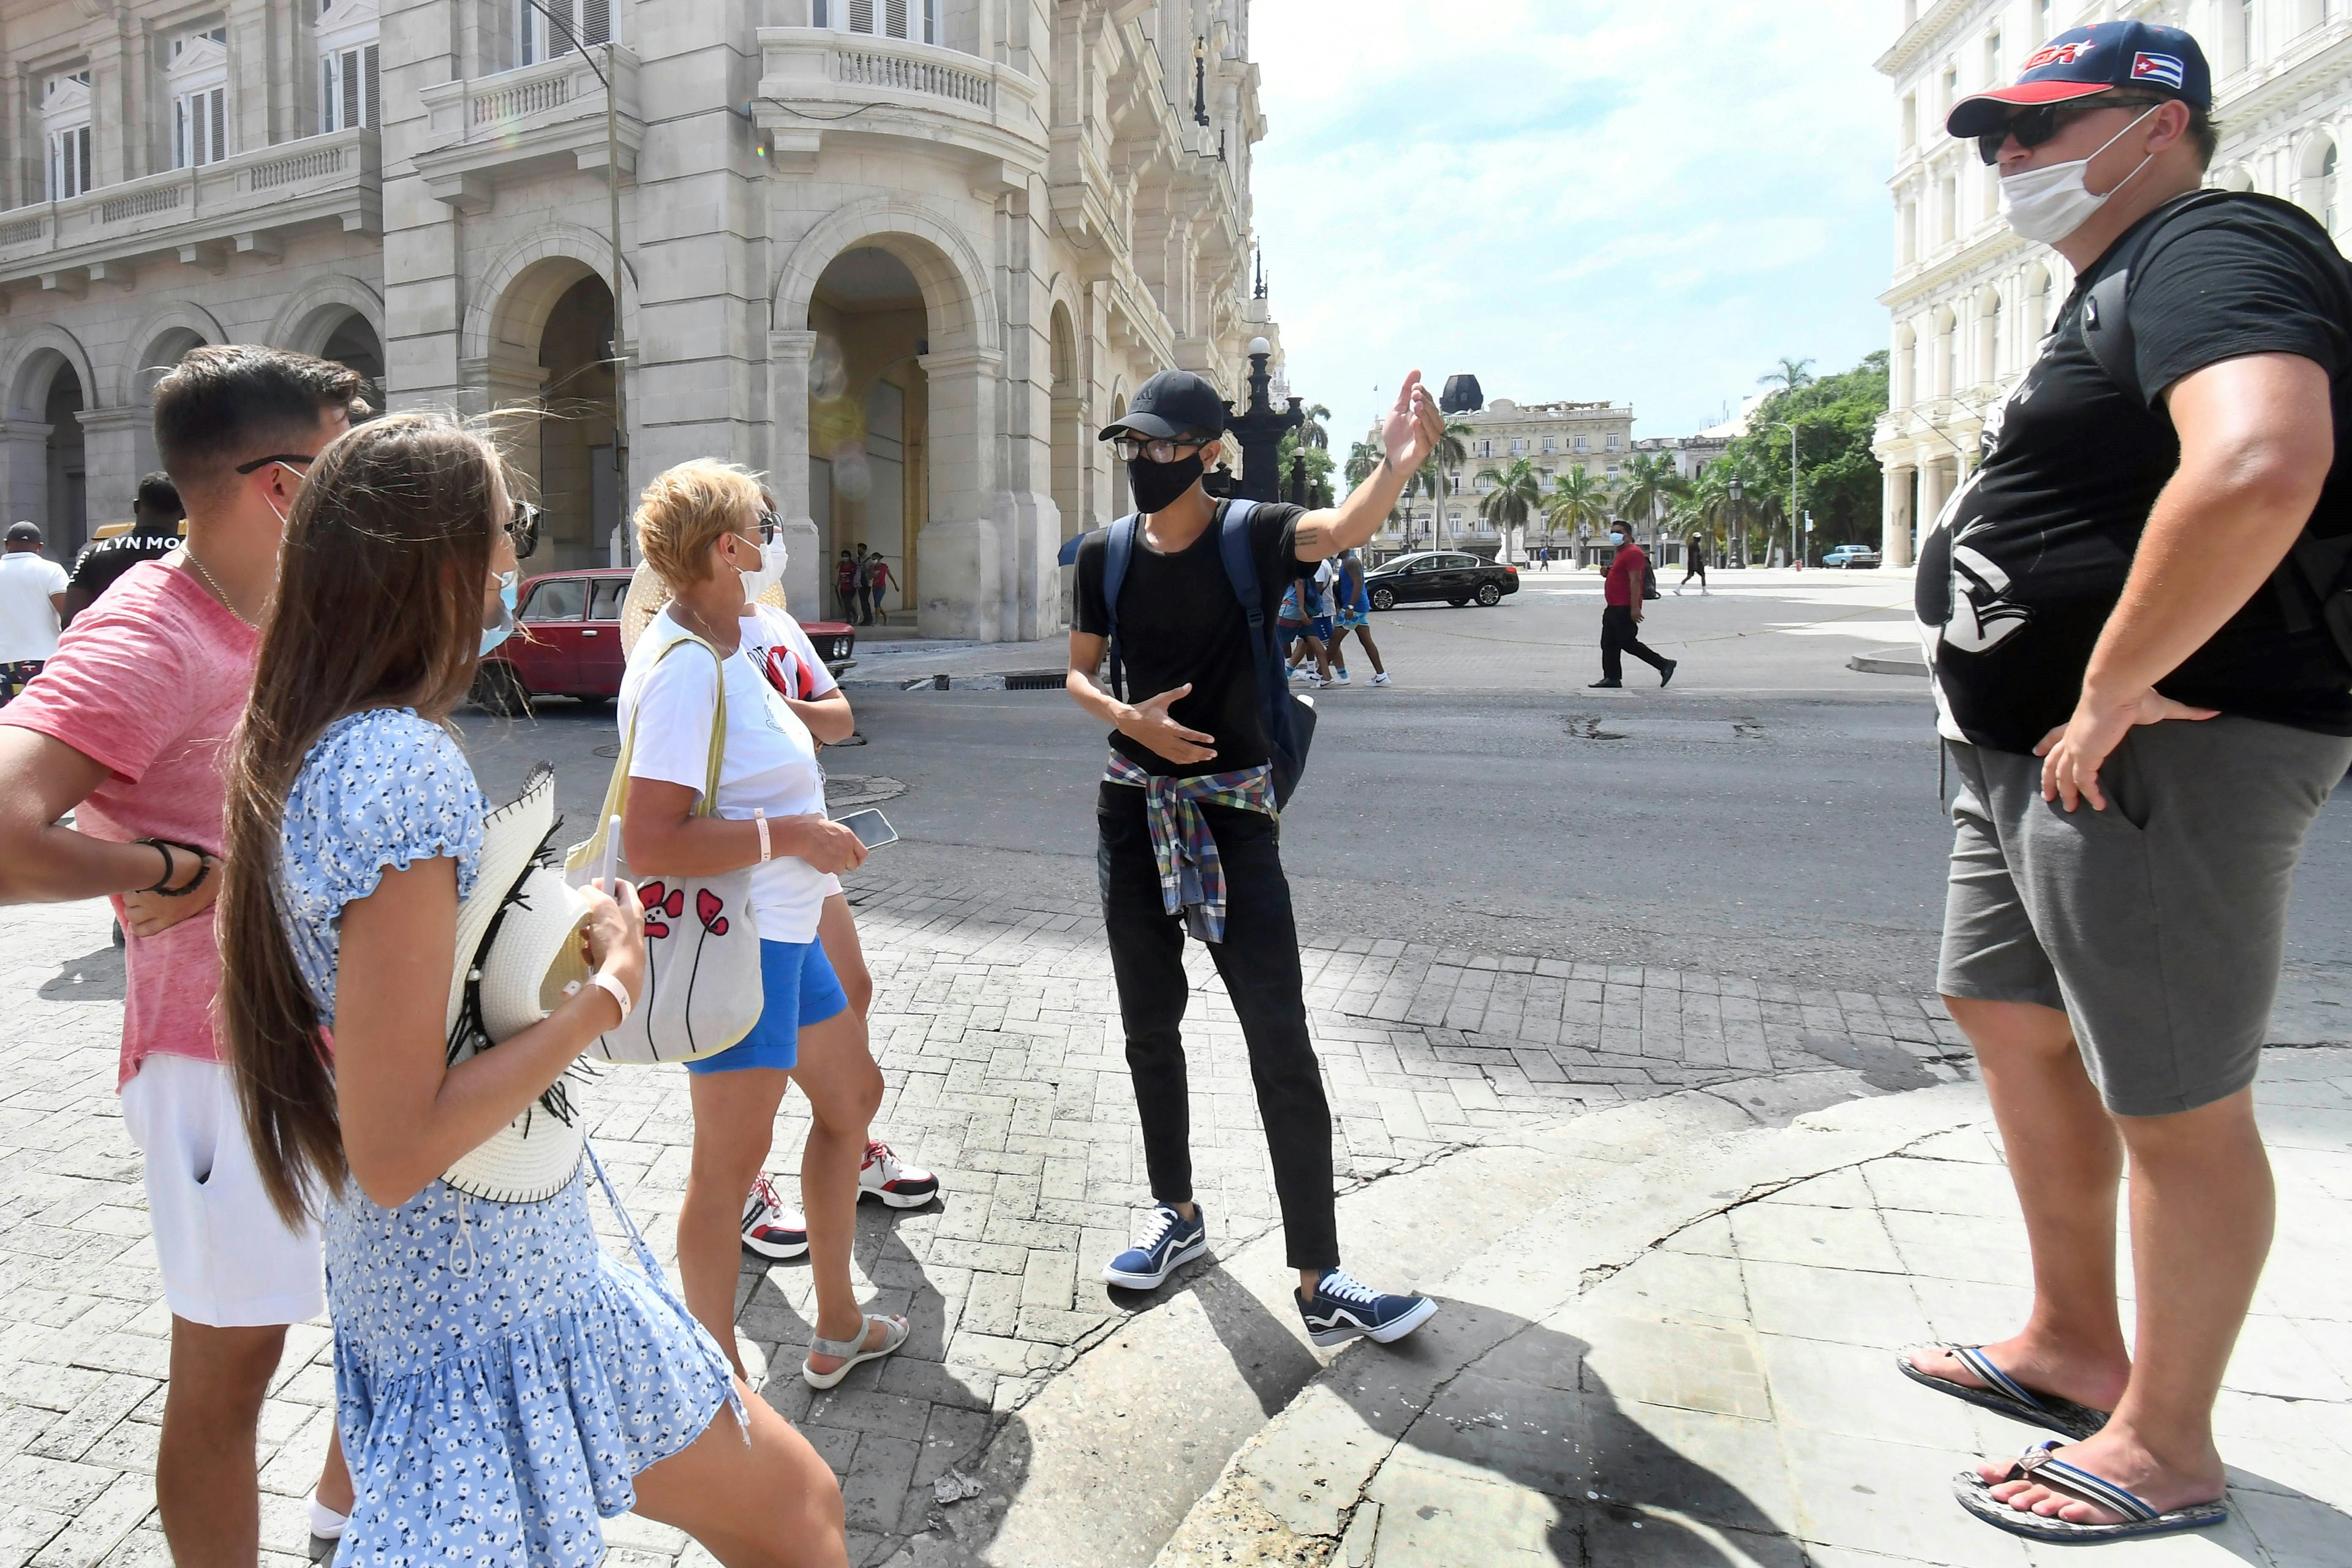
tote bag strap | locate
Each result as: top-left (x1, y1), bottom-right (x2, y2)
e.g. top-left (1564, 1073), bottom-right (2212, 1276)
top-left (570, 632), bottom-right (734, 875)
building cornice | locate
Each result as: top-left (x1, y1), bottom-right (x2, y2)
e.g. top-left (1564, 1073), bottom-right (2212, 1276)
top-left (1876, 0), bottom-right (1984, 80)
top-left (1880, 227), bottom-right (2034, 310)
top-left (2211, 26), bottom-right (2352, 135)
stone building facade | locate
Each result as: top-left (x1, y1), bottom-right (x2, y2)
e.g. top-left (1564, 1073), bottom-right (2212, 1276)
top-left (1, 0), bottom-right (1279, 640)
top-left (1875, 0), bottom-right (2352, 567)
top-left (1386, 396), bottom-right (1634, 559)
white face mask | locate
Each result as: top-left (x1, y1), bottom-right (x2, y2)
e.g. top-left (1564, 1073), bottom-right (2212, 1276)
top-left (737, 537), bottom-right (787, 601)
top-left (1997, 107), bottom-right (2160, 244)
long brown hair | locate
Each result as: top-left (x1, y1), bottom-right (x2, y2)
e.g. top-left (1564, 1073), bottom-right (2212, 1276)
top-left (217, 411), bottom-right (507, 1224)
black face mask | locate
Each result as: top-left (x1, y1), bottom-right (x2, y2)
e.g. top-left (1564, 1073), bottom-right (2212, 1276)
top-left (1127, 454), bottom-right (1204, 515)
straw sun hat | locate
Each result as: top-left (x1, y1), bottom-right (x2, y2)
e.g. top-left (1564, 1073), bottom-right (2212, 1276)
top-left (442, 763), bottom-right (598, 1203)
top-left (619, 563), bottom-right (788, 658)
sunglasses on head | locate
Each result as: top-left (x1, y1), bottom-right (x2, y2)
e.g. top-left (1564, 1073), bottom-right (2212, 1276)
top-left (233, 452), bottom-right (317, 475)
top-left (1974, 94), bottom-right (2166, 165)
top-left (1109, 435), bottom-right (1212, 464)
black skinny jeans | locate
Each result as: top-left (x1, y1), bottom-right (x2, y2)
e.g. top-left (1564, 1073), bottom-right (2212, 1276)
top-left (1096, 782), bottom-right (1338, 1270)
top-left (1600, 603), bottom-right (1672, 682)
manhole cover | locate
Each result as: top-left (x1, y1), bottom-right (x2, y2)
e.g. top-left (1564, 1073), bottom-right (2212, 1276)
top-left (592, 743), bottom-right (620, 758)
top-left (824, 773), bottom-right (908, 808)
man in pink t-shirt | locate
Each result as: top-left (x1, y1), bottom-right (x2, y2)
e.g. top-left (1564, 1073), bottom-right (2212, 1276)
top-left (0, 345), bottom-right (362, 1564)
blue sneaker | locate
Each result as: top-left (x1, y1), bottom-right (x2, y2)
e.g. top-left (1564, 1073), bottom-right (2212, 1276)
top-left (1298, 1268), bottom-right (1438, 1347)
top-left (1102, 1202), bottom-right (1207, 1289)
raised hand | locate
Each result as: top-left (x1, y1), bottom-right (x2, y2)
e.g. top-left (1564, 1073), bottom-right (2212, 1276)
top-left (1118, 684), bottom-right (1217, 767)
top-left (1383, 370), bottom-right (1443, 475)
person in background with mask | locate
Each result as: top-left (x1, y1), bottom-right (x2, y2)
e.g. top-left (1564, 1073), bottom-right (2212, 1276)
top-left (834, 548), bottom-right (860, 623)
top-left (618, 461), bottom-right (912, 1394)
top-left (1065, 368), bottom-right (1444, 1349)
top-left (1905, 23), bottom-right (2352, 1546)
top-left (1592, 521), bottom-right (1675, 688)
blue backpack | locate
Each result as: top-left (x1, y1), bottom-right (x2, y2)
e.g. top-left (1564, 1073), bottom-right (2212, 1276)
top-left (1101, 499), bottom-right (1317, 807)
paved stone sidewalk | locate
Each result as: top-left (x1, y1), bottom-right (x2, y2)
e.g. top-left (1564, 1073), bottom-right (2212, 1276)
top-left (1159, 1060), bottom-right (2352, 1568)
top-left (0, 871), bottom-right (1970, 1568)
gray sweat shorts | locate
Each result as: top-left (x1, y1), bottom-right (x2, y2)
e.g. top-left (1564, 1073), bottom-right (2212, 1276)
top-left (1939, 715), bottom-right (2352, 1118)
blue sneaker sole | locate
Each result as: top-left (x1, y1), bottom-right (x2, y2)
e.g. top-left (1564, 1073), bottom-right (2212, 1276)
top-left (1306, 1294), bottom-right (1438, 1348)
top-left (1101, 1235), bottom-right (1208, 1291)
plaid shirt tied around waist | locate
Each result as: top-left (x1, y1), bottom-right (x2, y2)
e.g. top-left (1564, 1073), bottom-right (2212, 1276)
top-left (1101, 753), bottom-right (1277, 943)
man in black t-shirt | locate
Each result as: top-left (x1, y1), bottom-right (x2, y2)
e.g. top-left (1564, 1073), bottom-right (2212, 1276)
top-left (1066, 366), bottom-right (1441, 1349)
top-left (1905, 22), bottom-right (2352, 1547)
top-left (61, 473), bottom-right (183, 627)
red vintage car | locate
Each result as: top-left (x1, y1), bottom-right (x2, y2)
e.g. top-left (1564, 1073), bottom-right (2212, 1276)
top-left (473, 566), bottom-right (856, 713)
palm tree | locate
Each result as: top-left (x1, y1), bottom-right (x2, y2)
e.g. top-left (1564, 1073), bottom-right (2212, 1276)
top-left (1613, 451), bottom-right (1689, 549)
top-left (1344, 437), bottom-right (1384, 488)
top-left (1298, 402), bottom-right (1332, 451)
top-left (1672, 464), bottom-right (1741, 562)
top-left (1757, 356), bottom-right (1815, 393)
top-left (1543, 466), bottom-right (1612, 553)
top-left (1475, 458), bottom-right (1545, 564)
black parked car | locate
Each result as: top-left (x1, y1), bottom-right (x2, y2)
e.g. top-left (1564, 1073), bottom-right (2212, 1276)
top-left (1363, 551), bottom-right (1521, 610)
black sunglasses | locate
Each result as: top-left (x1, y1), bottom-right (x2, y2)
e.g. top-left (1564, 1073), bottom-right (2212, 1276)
top-left (753, 509), bottom-right (782, 543)
top-left (233, 451), bottom-right (318, 475)
top-left (507, 501), bottom-right (543, 559)
top-left (1974, 94), bottom-right (2165, 165)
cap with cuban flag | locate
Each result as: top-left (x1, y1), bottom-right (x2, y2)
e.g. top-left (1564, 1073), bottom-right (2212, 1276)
top-left (1945, 20), bottom-right (2212, 138)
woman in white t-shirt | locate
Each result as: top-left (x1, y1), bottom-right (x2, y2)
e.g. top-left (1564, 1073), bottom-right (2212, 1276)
top-left (619, 460), bottom-right (907, 1391)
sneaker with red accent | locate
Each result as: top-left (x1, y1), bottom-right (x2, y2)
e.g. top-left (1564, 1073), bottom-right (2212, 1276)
top-left (858, 1140), bottom-right (940, 1209)
top-left (741, 1173), bottom-right (810, 1260)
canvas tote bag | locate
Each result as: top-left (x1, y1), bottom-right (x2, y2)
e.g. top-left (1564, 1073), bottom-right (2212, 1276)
top-left (564, 632), bottom-right (763, 1063)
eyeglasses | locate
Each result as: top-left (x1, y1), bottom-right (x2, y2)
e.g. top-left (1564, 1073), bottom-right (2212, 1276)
top-left (506, 502), bottom-right (542, 559)
top-left (233, 452), bottom-right (317, 475)
top-left (1109, 436), bottom-right (1210, 464)
top-left (753, 510), bottom-right (782, 544)
top-left (1973, 95), bottom-right (2165, 165)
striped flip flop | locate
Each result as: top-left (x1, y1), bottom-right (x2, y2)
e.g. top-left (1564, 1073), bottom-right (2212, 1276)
top-left (1956, 1439), bottom-right (2228, 1543)
top-left (1897, 1345), bottom-right (2111, 1441)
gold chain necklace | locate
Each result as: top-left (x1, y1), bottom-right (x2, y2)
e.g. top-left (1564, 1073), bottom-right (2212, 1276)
top-left (180, 548), bottom-right (259, 630)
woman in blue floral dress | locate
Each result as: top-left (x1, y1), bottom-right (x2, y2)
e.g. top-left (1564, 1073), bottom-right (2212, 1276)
top-left (214, 412), bottom-right (848, 1567)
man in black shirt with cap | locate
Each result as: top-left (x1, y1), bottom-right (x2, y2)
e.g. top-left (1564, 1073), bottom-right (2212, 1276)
top-left (1899, 21), bottom-right (2352, 1546)
top-left (62, 473), bottom-right (183, 626)
top-left (1065, 367), bottom-right (1442, 1348)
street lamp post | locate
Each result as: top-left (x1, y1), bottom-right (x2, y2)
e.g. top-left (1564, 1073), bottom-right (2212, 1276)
top-left (521, 1), bottom-right (628, 563)
top-left (1772, 420), bottom-right (1800, 569)
top-left (1728, 473), bottom-right (1744, 569)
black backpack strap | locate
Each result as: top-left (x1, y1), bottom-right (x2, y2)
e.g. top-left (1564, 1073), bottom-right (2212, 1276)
top-left (1102, 513), bottom-right (1137, 699)
top-left (2080, 190), bottom-right (2317, 403)
top-left (1214, 498), bottom-right (1268, 671)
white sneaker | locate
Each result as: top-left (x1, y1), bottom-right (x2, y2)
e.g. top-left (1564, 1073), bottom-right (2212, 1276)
top-left (1371, 671), bottom-right (1392, 687)
top-left (741, 1173), bottom-right (810, 1259)
top-left (858, 1140), bottom-right (940, 1208)
top-left (1302, 671), bottom-right (1323, 687)
top-left (1330, 668), bottom-right (1351, 685)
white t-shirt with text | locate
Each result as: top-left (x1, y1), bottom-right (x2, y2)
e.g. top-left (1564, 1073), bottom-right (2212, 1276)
top-left (618, 606), bottom-right (835, 943)
top-left (0, 552), bottom-right (70, 663)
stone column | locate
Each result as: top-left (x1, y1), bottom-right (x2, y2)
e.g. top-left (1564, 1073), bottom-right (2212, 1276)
top-left (76, 407), bottom-right (148, 532)
top-left (1882, 463), bottom-right (1917, 567)
top-left (0, 422), bottom-right (53, 533)
top-left (379, 0), bottom-right (464, 411)
top-left (768, 330), bottom-right (822, 624)
top-left (916, 347), bottom-right (1003, 642)
top-left (1918, 458), bottom-right (1954, 538)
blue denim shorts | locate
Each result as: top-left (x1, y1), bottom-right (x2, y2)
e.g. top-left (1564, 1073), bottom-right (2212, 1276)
top-left (686, 936), bottom-right (850, 1075)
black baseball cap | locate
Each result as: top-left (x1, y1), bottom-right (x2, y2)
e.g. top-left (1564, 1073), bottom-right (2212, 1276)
top-left (5, 522), bottom-right (41, 545)
top-left (1098, 369), bottom-right (1227, 443)
top-left (1947, 21), bottom-right (2211, 138)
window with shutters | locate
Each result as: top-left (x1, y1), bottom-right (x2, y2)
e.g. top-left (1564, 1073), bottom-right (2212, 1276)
top-left (523, 0), bottom-right (613, 65)
top-left (167, 28), bottom-right (232, 168)
top-left (318, 0), bottom-right (380, 130)
top-left (815, 0), bottom-right (943, 45)
top-left (1542, 435), bottom-right (1556, 454)
top-left (42, 72), bottom-right (94, 200)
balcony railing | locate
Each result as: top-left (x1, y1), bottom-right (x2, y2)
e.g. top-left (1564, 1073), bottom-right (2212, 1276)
top-left (0, 127), bottom-right (379, 282)
top-left (753, 28), bottom-right (1044, 173)
top-left (416, 48), bottom-right (643, 207)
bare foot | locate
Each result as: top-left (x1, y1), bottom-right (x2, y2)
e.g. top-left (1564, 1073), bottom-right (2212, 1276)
top-left (1978, 1427), bottom-right (2225, 1525)
top-left (1905, 1335), bottom-right (2130, 1413)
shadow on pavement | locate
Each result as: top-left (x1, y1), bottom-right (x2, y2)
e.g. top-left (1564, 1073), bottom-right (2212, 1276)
top-left (39, 942), bottom-right (124, 1003)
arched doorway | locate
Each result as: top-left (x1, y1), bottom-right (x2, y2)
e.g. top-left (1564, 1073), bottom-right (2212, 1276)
top-left (808, 246), bottom-right (930, 628)
top-left (319, 313), bottom-right (386, 418)
top-left (42, 366), bottom-right (86, 556)
top-left (480, 258), bottom-right (620, 570)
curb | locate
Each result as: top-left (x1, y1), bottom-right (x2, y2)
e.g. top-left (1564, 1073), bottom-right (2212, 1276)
top-left (1848, 647), bottom-right (1928, 677)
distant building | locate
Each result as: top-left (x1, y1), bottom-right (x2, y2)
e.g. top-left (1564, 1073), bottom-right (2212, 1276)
top-left (1386, 396), bottom-right (1634, 559)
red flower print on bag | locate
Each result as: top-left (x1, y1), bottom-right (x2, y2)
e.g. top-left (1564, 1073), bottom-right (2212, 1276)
top-left (639, 881), bottom-right (685, 939)
top-left (696, 886), bottom-right (729, 937)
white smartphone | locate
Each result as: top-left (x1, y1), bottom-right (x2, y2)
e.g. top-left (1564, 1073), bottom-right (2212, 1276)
top-left (834, 808), bottom-right (899, 850)
top-left (597, 814), bottom-right (620, 891)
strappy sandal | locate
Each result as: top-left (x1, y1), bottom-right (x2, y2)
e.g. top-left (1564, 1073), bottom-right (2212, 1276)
top-left (802, 1313), bottom-right (910, 1390)
top-left (1897, 1345), bottom-right (2111, 1441)
top-left (1955, 1439), bottom-right (2228, 1543)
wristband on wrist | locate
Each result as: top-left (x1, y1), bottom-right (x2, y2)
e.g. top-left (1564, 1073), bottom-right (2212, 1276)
top-left (754, 808), bottom-right (772, 864)
top-left (135, 838), bottom-right (211, 897)
top-left (587, 971), bottom-right (633, 1025)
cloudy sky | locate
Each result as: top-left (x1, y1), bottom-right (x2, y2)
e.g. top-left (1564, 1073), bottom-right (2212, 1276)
top-left (1248, 0), bottom-right (1894, 445)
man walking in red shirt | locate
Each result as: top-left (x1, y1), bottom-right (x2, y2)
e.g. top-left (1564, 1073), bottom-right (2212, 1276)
top-left (1593, 523), bottom-right (1677, 688)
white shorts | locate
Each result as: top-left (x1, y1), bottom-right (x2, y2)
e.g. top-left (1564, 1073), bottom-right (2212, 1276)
top-left (119, 1054), bottom-right (325, 1327)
